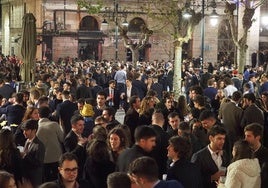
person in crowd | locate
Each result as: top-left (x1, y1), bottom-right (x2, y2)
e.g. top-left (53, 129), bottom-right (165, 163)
top-left (218, 140), bottom-right (261, 188)
top-left (203, 78), bottom-right (217, 102)
top-left (0, 77), bottom-right (15, 99)
top-left (114, 64), bottom-right (127, 92)
top-left (124, 96), bottom-right (141, 143)
top-left (191, 126), bottom-right (229, 188)
top-left (55, 90), bottom-right (77, 136)
top-left (90, 78), bottom-right (103, 99)
top-left (223, 77), bottom-right (237, 98)
top-left (76, 78), bottom-right (93, 100)
top-left (83, 140), bottom-right (115, 188)
top-left (21, 119), bottom-right (45, 187)
top-left (167, 112), bottom-right (181, 138)
top-left (167, 136), bottom-right (203, 188)
top-left (79, 98), bottom-right (95, 137)
top-left (120, 76), bottom-right (139, 112)
top-left (219, 91), bottom-right (243, 148)
top-left (259, 73), bottom-right (268, 95)
top-left (93, 91), bottom-right (107, 118)
top-left (14, 106), bottom-right (39, 147)
top-left (244, 123), bottom-right (268, 188)
top-left (132, 72), bottom-right (147, 100)
top-left (37, 106), bottom-right (64, 182)
top-left (107, 172), bottom-right (131, 188)
top-left (49, 87), bottom-right (63, 113)
top-left (175, 95), bottom-right (190, 121)
top-left (0, 170), bottom-right (17, 188)
top-left (117, 125), bottom-right (156, 172)
top-left (191, 94), bottom-right (207, 119)
top-left (64, 115), bottom-right (87, 179)
top-left (38, 182), bottom-right (60, 188)
top-left (103, 80), bottom-right (120, 110)
top-left (0, 92), bottom-right (26, 131)
top-left (94, 115), bottom-right (109, 129)
top-left (241, 93), bottom-right (264, 128)
top-left (177, 121), bottom-right (203, 155)
top-left (55, 153), bottom-right (90, 188)
top-left (29, 89), bottom-right (41, 107)
top-left (102, 107), bottom-right (120, 132)
top-left (0, 127), bottom-right (22, 184)
top-left (108, 127), bottom-right (129, 163)
top-left (149, 110), bottom-right (169, 177)
top-left (128, 156), bottom-right (184, 188)
top-left (87, 125), bottom-right (107, 144)
top-left (189, 118), bottom-right (208, 148)
top-left (139, 96), bottom-right (155, 125)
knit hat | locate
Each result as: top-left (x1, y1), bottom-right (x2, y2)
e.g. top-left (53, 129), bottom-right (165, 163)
top-left (80, 103), bottom-right (94, 117)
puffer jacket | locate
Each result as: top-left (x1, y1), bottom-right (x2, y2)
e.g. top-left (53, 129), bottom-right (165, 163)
top-left (218, 158), bottom-right (261, 188)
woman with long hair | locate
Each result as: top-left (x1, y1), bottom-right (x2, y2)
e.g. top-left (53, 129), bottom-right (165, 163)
top-left (218, 140), bottom-right (261, 188)
top-left (14, 107), bottom-right (39, 146)
top-left (139, 96), bottom-right (155, 125)
top-left (0, 171), bottom-right (17, 188)
top-left (0, 128), bottom-right (22, 185)
top-left (83, 140), bottom-right (115, 188)
top-left (108, 127), bottom-right (128, 163)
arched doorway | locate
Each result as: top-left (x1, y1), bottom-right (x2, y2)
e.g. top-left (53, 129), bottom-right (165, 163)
top-left (126, 17), bottom-right (151, 62)
top-left (78, 16), bottom-right (103, 61)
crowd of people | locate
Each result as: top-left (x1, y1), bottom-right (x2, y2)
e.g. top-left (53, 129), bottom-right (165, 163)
top-left (0, 53), bottom-right (268, 188)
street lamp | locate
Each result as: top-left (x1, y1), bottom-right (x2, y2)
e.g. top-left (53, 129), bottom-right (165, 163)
top-left (101, 0), bottom-right (128, 61)
top-left (201, 0), bottom-right (219, 67)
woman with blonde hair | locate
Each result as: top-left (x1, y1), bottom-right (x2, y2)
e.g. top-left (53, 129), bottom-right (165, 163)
top-left (139, 96), bottom-right (155, 125)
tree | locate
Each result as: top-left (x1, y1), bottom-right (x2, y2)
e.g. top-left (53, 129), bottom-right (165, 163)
top-left (142, 0), bottom-right (202, 98)
top-left (224, 0), bottom-right (265, 73)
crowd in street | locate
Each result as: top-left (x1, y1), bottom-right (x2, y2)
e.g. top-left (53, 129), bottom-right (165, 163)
top-left (0, 53), bottom-right (268, 188)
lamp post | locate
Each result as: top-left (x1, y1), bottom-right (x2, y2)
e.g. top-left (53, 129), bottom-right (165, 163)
top-left (201, 0), bottom-right (205, 67)
top-left (101, 0), bottom-right (128, 61)
top-left (200, 0), bottom-right (219, 68)
top-left (114, 0), bottom-right (119, 60)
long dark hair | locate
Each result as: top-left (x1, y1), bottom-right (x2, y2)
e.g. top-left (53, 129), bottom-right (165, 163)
top-left (0, 129), bottom-right (16, 167)
top-left (0, 170), bottom-right (14, 188)
top-left (232, 140), bottom-right (254, 163)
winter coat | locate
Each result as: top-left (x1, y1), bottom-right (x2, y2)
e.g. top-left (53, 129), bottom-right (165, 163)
top-left (218, 158), bottom-right (261, 188)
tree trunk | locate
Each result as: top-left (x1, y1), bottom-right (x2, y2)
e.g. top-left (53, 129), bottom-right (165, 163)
top-left (238, 46), bottom-right (247, 73)
top-left (173, 42), bottom-right (182, 99)
top-left (131, 48), bottom-right (139, 68)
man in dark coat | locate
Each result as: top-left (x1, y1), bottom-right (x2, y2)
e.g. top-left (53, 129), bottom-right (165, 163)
top-left (119, 77), bottom-right (139, 112)
top-left (149, 111), bottom-right (169, 178)
top-left (55, 152), bottom-right (91, 188)
top-left (128, 156), bottom-right (184, 188)
top-left (124, 96), bottom-right (141, 143)
top-left (0, 77), bottom-right (15, 100)
top-left (191, 126), bottom-right (229, 188)
top-left (167, 136), bottom-right (203, 188)
top-left (241, 93), bottom-right (264, 128)
top-left (76, 78), bottom-right (93, 100)
top-left (244, 123), bottom-right (268, 188)
top-left (64, 115), bottom-right (87, 179)
top-left (56, 90), bottom-right (77, 136)
top-left (22, 119), bottom-right (45, 187)
top-left (117, 126), bottom-right (156, 172)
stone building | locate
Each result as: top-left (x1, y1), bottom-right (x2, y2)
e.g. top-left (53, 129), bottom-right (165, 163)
top-left (1, 0), bottom-right (267, 65)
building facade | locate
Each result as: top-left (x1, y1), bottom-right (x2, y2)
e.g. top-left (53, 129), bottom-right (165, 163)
top-left (1, 0), bottom-right (267, 65)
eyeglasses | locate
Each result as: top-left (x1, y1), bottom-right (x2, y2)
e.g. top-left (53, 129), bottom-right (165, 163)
top-left (62, 167), bottom-right (79, 173)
